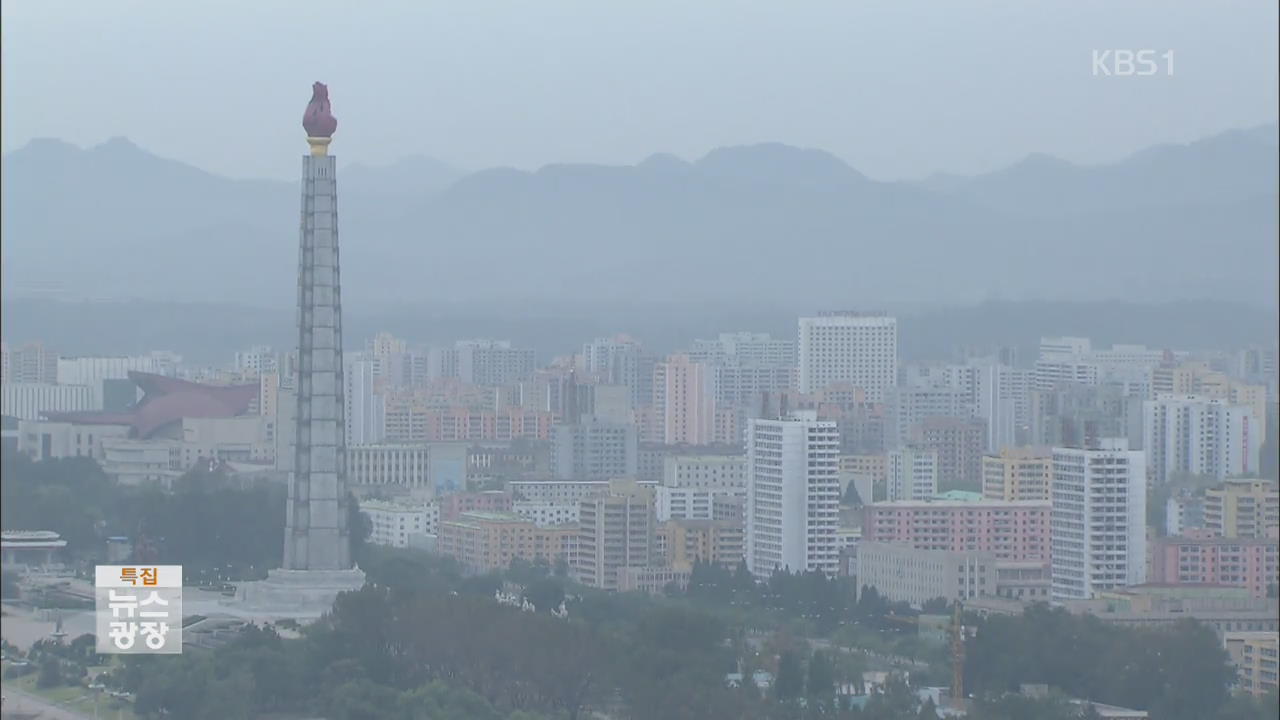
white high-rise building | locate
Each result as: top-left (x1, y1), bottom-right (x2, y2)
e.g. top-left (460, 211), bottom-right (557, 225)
top-left (1035, 337), bottom-right (1176, 393)
top-left (234, 346), bottom-right (279, 375)
top-left (886, 385), bottom-right (973, 449)
top-left (1050, 439), bottom-right (1147, 600)
top-left (1143, 394), bottom-right (1259, 485)
top-left (797, 313), bottom-right (897, 401)
top-left (886, 445), bottom-right (939, 501)
top-left (551, 416), bottom-right (638, 481)
top-left (456, 339), bottom-right (536, 386)
top-left (955, 361), bottom-right (1027, 453)
top-left (689, 332), bottom-right (797, 368)
top-left (344, 357), bottom-right (385, 446)
top-left (582, 336), bottom-right (647, 408)
top-left (745, 412), bottom-right (840, 576)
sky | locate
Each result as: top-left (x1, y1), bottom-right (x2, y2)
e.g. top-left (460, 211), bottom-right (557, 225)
top-left (1, 0), bottom-right (1276, 181)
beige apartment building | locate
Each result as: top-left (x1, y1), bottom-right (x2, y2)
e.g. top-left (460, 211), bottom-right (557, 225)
top-left (982, 447), bottom-right (1051, 501)
top-left (574, 479), bottom-right (657, 590)
top-left (437, 511), bottom-right (574, 573)
top-left (1204, 479), bottom-right (1279, 539)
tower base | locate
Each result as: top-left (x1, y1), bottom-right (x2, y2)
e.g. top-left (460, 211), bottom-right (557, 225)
top-left (231, 567), bottom-right (366, 620)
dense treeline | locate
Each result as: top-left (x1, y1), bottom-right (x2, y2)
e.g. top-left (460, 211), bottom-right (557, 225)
top-left (683, 560), bottom-right (915, 634)
top-left (965, 603), bottom-right (1264, 720)
top-left (0, 453), bottom-right (284, 582)
top-left (112, 579), bottom-right (760, 719)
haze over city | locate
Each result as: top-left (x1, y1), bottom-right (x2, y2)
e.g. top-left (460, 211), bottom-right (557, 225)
top-left (1, 3), bottom-right (1277, 720)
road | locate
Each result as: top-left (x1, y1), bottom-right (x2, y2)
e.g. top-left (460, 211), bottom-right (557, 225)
top-left (809, 637), bottom-right (930, 669)
top-left (1, 686), bottom-right (94, 720)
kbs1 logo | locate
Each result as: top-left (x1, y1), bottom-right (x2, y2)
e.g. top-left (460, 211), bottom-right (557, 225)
top-left (95, 565), bottom-right (183, 654)
top-left (1092, 49), bottom-right (1174, 76)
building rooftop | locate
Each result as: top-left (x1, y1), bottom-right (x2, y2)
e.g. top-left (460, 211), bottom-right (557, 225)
top-left (870, 498), bottom-right (1050, 509)
top-left (933, 490), bottom-right (985, 502)
top-left (361, 499), bottom-right (433, 512)
top-left (455, 511), bottom-right (528, 523)
top-left (42, 371), bottom-right (258, 439)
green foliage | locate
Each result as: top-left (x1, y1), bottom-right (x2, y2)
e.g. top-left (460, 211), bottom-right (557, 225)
top-left (806, 649), bottom-right (836, 701)
top-left (774, 651), bottom-right (804, 701)
top-left (1, 569), bottom-right (18, 598)
top-left (349, 493), bottom-right (372, 559)
top-left (126, 577), bottom-right (750, 720)
top-left (966, 604), bottom-right (1234, 720)
top-left (861, 675), bottom-right (920, 720)
top-left (842, 480), bottom-right (864, 507)
top-left (921, 597), bottom-right (950, 614)
top-left (1, 454), bottom-right (284, 580)
top-left (36, 657), bottom-right (62, 688)
top-left (1, 454), bottom-right (115, 554)
top-left (683, 560), bottom-right (866, 634)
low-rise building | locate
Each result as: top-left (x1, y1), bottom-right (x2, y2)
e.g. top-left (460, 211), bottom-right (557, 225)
top-left (617, 565), bottom-right (693, 594)
top-left (982, 447), bottom-right (1051, 501)
top-left (855, 541), bottom-right (996, 606)
top-left (511, 500), bottom-right (580, 527)
top-left (2, 383), bottom-right (98, 420)
top-left (864, 498), bottom-right (1051, 564)
top-left (656, 518), bottom-right (745, 570)
top-left (1066, 585), bottom-right (1280, 636)
top-left (1204, 479), bottom-right (1279, 539)
top-left (508, 480), bottom-right (613, 505)
top-left (348, 444), bottom-right (431, 495)
top-left (1224, 631), bottom-right (1279, 697)
top-left (1165, 490), bottom-right (1206, 536)
top-left (437, 511), bottom-right (574, 573)
top-left (438, 490), bottom-right (513, 520)
top-left (1150, 535), bottom-right (1279, 599)
top-left (361, 500), bottom-right (439, 549)
top-left (18, 419), bottom-right (130, 461)
top-left (1, 530), bottom-right (67, 568)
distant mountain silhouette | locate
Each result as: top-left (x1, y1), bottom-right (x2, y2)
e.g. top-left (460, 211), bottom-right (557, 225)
top-left (341, 154), bottom-right (464, 197)
top-left (917, 123), bottom-right (1279, 216)
top-left (2, 126), bottom-right (1275, 308)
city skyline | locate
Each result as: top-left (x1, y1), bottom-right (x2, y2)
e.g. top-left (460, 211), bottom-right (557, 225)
top-left (1, 4), bottom-right (1276, 717)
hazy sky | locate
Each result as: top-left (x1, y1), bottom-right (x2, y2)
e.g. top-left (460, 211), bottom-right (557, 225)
top-left (2, 0), bottom-right (1276, 181)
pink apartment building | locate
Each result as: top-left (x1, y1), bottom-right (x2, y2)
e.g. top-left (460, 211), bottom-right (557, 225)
top-left (1150, 536), bottom-right (1279, 599)
top-left (865, 499), bottom-right (1052, 563)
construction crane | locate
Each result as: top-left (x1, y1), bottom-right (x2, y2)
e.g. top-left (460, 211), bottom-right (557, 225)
top-left (950, 603), bottom-right (966, 705)
top-left (880, 601), bottom-right (971, 709)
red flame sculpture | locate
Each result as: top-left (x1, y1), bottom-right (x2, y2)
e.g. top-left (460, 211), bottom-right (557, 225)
top-left (303, 82), bottom-right (338, 138)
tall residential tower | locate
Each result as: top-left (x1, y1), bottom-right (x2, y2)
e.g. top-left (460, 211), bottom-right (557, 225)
top-left (745, 412), bottom-right (840, 576)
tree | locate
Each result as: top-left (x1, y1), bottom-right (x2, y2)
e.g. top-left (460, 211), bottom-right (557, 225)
top-left (806, 650), bottom-right (835, 699)
top-left (774, 651), bottom-right (804, 702)
top-left (966, 606), bottom-right (1235, 720)
top-left (921, 597), bottom-right (950, 614)
top-left (863, 675), bottom-right (919, 720)
top-left (349, 493), bottom-right (371, 561)
top-left (36, 657), bottom-right (62, 688)
top-left (842, 480), bottom-right (864, 507)
top-left (1, 569), bottom-right (18, 599)
top-left (522, 576), bottom-right (565, 614)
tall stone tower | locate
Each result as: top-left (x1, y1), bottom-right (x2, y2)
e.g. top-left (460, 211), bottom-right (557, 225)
top-left (284, 81), bottom-right (350, 571)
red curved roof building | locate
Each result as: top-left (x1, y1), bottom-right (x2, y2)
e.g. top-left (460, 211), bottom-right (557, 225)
top-left (43, 371), bottom-right (259, 439)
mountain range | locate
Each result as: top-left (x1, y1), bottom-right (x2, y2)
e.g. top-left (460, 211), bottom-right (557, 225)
top-left (2, 124), bottom-right (1276, 309)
